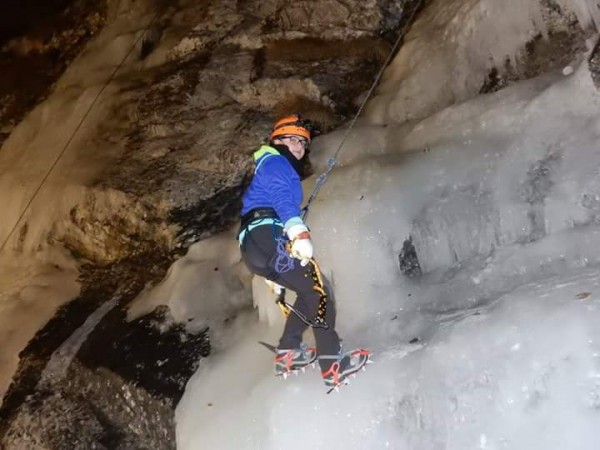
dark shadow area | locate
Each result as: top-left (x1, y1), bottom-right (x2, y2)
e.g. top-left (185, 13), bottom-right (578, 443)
top-left (399, 236), bottom-right (422, 277)
top-left (0, 0), bottom-right (107, 133)
top-left (0, 250), bottom-right (210, 448)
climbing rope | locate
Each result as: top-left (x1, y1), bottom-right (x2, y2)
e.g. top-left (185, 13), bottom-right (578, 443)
top-left (0, 12), bottom-right (160, 253)
top-left (273, 235), bottom-right (295, 274)
top-left (302, 0), bottom-right (423, 223)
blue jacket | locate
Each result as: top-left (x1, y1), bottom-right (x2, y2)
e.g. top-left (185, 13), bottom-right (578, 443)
top-left (241, 145), bottom-right (304, 230)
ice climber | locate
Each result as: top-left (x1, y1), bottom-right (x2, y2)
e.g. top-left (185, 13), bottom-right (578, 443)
top-left (238, 114), bottom-right (370, 390)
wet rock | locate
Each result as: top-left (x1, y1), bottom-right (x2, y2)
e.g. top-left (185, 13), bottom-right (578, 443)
top-left (77, 305), bottom-right (210, 403)
top-left (518, 151), bottom-right (562, 242)
top-left (3, 389), bottom-right (107, 449)
top-left (0, 252), bottom-right (209, 449)
top-left (399, 236), bottom-right (422, 277)
top-left (4, 362), bottom-right (176, 449)
top-left (57, 188), bottom-right (175, 264)
top-left (0, 0), bottom-right (107, 133)
top-left (258, 0), bottom-right (406, 39)
top-left (140, 25), bottom-right (164, 60)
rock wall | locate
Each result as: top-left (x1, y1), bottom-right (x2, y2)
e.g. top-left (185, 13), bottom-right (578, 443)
top-left (0, 0), bottom-right (107, 146)
top-left (0, 0), bottom-right (420, 264)
top-left (93, 0), bottom-right (421, 257)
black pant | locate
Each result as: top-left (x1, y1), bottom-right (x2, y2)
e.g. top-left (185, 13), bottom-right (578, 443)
top-left (240, 223), bottom-right (341, 371)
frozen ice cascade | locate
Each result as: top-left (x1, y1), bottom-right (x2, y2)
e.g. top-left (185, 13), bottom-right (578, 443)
top-left (167, 65), bottom-right (600, 448)
top-left (145, 1), bottom-right (600, 448)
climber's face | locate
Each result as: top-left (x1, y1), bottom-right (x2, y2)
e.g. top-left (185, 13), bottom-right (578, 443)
top-left (277, 135), bottom-right (308, 160)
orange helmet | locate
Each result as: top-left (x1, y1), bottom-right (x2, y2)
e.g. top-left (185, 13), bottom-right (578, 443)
top-left (269, 114), bottom-right (313, 143)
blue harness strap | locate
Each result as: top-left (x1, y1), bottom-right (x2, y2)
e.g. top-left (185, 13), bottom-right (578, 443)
top-left (237, 217), bottom-right (279, 244)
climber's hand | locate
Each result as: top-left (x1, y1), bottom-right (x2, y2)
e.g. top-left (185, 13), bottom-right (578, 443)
top-left (286, 224), bottom-right (313, 266)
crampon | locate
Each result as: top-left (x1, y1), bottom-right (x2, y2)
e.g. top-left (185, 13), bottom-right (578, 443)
top-left (259, 341), bottom-right (318, 379)
top-left (320, 349), bottom-right (373, 394)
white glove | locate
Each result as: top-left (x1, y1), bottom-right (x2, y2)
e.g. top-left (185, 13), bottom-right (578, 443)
top-left (286, 223), bottom-right (313, 266)
top-left (264, 279), bottom-right (284, 295)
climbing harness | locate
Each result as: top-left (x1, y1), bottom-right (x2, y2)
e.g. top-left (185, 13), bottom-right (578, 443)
top-left (301, 0), bottom-right (423, 223)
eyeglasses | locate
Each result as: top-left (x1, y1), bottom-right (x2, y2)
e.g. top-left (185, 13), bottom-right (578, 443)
top-left (282, 135), bottom-right (309, 148)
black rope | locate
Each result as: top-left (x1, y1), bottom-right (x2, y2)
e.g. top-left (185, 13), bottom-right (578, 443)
top-left (277, 292), bottom-right (329, 329)
top-left (276, 289), bottom-right (329, 330)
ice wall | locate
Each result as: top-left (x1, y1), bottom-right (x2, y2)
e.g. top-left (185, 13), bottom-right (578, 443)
top-left (314, 63), bottom-right (600, 270)
top-left (175, 50), bottom-right (600, 450)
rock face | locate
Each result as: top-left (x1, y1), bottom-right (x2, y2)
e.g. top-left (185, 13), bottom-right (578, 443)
top-left (0, 0), bottom-right (419, 264)
top-left (0, 0), bottom-right (106, 145)
top-left (3, 364), bottom-right (176, 450)
top-left (88, 0), bottom-right (421, 259)
top-left (0, 255), bottom-right (209, 449)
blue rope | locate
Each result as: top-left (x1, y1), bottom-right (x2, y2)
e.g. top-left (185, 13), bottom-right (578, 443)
top-left (272, 223), bottom-right (294, 274)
